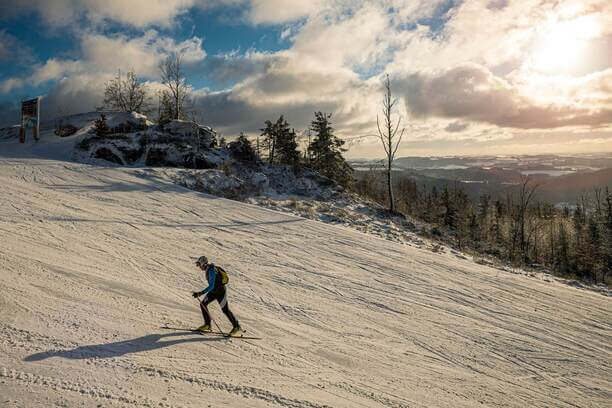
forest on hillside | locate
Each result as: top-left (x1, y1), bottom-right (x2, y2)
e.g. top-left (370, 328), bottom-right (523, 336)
top-left (355, 171), bottom-right (612, 286)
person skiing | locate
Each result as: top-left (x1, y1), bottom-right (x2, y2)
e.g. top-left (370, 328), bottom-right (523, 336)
top-left (192, 255), bottom-right (242, 336)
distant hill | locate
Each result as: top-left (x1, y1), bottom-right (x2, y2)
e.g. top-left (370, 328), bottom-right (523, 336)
top-left (353, 162), bottom-right (612, 205)
top-left (538, 168), bottom-right (612, 203)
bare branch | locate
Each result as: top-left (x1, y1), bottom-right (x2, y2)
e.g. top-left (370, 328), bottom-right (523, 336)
top-left (103, 69), bottom-right (151, 114)
top-left (159, 52), bottom-right (190, 120)
top-left (391, 127), bottom-right (404, 159)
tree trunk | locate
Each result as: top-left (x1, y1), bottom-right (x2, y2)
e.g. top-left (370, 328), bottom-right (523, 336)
top-left (387, 168), bottom-right (394, 213)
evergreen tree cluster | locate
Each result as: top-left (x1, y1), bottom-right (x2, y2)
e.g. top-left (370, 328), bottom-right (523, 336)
top-left (260, 116), bottom-right (300, 167)
top-left (258, 112), bottom-right (353, 187)
top-left (355, 174), bottom-right (612, 285)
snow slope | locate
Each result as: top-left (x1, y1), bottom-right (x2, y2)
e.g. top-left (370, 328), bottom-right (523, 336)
top-left (0, 146), bottom-right (611, 407)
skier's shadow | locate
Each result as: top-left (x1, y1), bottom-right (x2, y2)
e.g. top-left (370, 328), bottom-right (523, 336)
top-left (24, 331), bottom-right (221, 362)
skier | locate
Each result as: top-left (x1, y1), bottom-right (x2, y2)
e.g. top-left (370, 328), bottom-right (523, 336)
top-left (192, 255), bottom-right (242, 337)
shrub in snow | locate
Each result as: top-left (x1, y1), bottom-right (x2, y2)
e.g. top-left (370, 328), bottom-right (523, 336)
top-left (93, 114), bottom-right (110, 136)
top-left (0, 125), bottom-right (20, 141)
top-left (54, 124), bottom-right (78, 137)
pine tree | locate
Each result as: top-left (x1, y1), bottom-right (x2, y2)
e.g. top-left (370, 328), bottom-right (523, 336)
top-left (572, 204), bottom-right (587, 279)
top-left (229, 132), bottom-right (259, 164)
top-left (260, 119), bottom-right (277, 164)
top-left (275, 122), bottom-right (300, 167)
top-left (478, 194), bottom-right (491, 241)
top-left (260, 116), bottom-right (300, 166)
top-left (441, 186), bottom-right (457, 229)
top-left (93, 113), bottom-right (110, 136)
top-left (557, 222), bottom-right (570, 274)
top-left (308, 112), bottom-right (352, 188)
top-left (586, 215), bottom-right (601, 282)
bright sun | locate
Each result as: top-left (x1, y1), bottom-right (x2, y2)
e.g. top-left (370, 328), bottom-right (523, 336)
top-left (530, 14), bottom-right (601, 74)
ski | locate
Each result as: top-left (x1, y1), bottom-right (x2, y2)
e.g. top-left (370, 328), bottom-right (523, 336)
top-left (222, 334), bottom-right (262, 340)
top-left (160, 326), bottom-right (262, 340)
top-left (160, 326), bottom-right (226, 335)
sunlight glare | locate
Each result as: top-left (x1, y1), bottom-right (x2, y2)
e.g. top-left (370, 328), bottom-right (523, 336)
top-left (531, 14), bottom-right (601, 74)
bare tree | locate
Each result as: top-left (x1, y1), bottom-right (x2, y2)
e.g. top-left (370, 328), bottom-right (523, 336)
top-left (103, 69), bottom-right (151, 114)
top-left (159, 53), bottom-right (190, 120)
top-left (377, 74), bottom-right (404, 214)
top-left (508, 175), bottom-right (541, 264)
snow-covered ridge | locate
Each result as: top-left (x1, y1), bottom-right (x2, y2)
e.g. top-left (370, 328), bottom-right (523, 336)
top-left (2, 111), bottom-right (607, 297)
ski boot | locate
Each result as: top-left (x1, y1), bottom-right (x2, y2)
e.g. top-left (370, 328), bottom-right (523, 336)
top-left (196, 324), bottom-right (211, 332)
top-left (228, 326), bottom-right (243, 337)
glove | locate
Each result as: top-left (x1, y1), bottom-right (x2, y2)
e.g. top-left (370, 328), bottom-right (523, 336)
top-left (192, 291), bottom-right (201, 298)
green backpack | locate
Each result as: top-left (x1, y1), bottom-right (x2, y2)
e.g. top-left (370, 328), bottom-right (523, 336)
top-left (215, 265), bottom-right (229, 285)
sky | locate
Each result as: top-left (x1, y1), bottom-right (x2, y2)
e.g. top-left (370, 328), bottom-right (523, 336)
top-left (0, 0), bottom-right (611, 158)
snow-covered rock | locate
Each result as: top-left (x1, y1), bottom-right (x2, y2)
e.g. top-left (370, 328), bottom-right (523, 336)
top-left (163, 119), bottom-right (216, 148)
top-left (105, 111), bottom-right (151, 133)
top-left (176, 169), bottom-right (245, 197)
top-left (251, 172), bottom-right (269, 190)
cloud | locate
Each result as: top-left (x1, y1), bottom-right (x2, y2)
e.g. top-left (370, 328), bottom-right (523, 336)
top-left (0, 31), bottom-right (36, 93)
top-left (202, 51), bottom-right (285, 85)
top-left (80, 30), bottom-right (206, 76)
top-left (0, 0), bottom-right (247, 28)
top-left (0, 78), bottom-right (25, 94)
top-left (0, 30), bottom-right (36, 65)
top-left (33, 59), bottom-right (85, 84)
top-left (290, 4), bottom-right (392, 70)
top-left (247, 0), bottom-right (324, 24)
top-left (1, 0), bottom-right (611, 157)
top-left (486, 0), bottom-right (509, 11)
top-left (0, 30), bottom-right (206, 95)
top-left (445, 121), bottom-right (470, 132)
top-left (41, 73), bottom-right (109, 119)
top-left (191, 51), bottom-right (377, 136)
top-left (399, 63), bottom-right (612, 129)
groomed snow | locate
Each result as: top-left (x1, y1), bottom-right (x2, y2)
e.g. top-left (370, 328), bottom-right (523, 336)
top-left (0, 135), bottom-right (610, 407)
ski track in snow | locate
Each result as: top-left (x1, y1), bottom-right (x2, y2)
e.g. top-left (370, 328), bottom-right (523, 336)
top-left (0, 156), bottom-right (610, 408)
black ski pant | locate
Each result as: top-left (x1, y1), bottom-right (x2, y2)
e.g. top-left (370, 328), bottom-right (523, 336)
top-left (200, 286), bottom-right (239, 329)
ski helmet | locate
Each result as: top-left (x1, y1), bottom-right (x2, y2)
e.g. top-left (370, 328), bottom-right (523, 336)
top-left (196, 255), bottom-right (208, 267)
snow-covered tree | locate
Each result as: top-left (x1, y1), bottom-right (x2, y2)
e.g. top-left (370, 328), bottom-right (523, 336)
top-left (103, 70), bottom-right (151, 114)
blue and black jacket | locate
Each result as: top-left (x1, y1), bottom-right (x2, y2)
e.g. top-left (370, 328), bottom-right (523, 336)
top-left (200, 264), bottom-right (223, 296)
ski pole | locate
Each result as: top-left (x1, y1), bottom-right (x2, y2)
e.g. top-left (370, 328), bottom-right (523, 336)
top-left (204, 303), bottom-right (224, 333)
